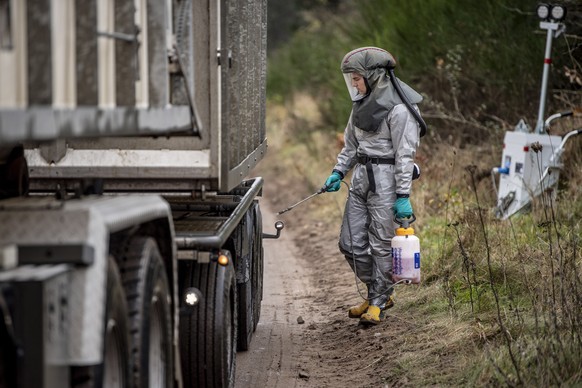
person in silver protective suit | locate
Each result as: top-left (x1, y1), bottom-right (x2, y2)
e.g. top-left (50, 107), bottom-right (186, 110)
top-left (323, 47), bottom-right (423, 325)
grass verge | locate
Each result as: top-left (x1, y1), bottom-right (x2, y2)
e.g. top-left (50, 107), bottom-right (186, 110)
top-left (260, 93), bottom-right (582, 385)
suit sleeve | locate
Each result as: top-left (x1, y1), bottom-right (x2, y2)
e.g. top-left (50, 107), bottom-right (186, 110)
top-left (389, 104), bottom-right (420, 195)
top-left (333, 112), bottom-right (358, 176)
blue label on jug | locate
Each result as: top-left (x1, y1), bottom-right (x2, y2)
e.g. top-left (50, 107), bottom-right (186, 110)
top-left (392, 247), bottom-right (402, 275)
top-left (414, 252), bottom-right (420, 269)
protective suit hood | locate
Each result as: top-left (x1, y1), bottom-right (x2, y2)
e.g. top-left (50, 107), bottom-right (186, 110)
top-left (341, 47), bottom-right (423, 133)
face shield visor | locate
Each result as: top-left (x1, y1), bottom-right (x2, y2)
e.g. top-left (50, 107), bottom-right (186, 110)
top-left (343, 72), bottom-right (369, 102)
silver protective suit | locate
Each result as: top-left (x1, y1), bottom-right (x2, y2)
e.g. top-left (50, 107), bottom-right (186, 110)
top-left (333, 47), bottom-right (421, 307)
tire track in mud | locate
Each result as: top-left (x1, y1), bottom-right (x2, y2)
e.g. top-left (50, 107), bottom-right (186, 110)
top-left (235, 200), bottom-right (313, 388)
top-left (236, 187), bottom-right (438, 387)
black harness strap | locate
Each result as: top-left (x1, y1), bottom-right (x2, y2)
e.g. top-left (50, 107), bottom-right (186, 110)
top-left (357, 155), bottom-right (395, 193)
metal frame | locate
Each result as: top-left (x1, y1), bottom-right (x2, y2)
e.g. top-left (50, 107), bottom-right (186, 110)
top-left (175, 177), bottom-right (263, 249)
top-left (534, 20), bottom-right (565, 133)
top-left (226, 138), bottom-right (267, 191)
top-left (0, 106), bottom-right (193, 146)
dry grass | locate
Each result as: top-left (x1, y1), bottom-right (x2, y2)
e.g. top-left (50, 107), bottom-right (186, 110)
top-left (256, 93), bottom-right (582, 386)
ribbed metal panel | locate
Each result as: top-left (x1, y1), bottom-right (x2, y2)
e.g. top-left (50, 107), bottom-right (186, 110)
top-left (1, 0), bottom-right (267, 194)
top-left (147, 0), bottom-right (169, 108)
top-left (192, 0), bottom-right (212, 148)
top-left (76, 1), bottom-right (98, 106)
top-left (27, 0), bottom-right (52, 105)
top-left (221, 0), bottom-right (267, 191)
top-left (114, 0), bottom-right (136, 106)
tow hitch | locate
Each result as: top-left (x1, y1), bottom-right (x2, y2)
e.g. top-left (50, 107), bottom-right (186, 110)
top-left (263, 221), bottom-right (284, 239)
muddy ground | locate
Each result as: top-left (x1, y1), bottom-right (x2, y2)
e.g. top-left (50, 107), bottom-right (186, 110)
top-left (233, 98), bottom-right (479, 387)
top-left (235, 160), bottom-right (467, 388)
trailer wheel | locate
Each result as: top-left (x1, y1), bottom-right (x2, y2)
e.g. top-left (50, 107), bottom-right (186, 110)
top-left (236, 212), bottom-right (255, 351)
top-left (252, 203), bottom-right (264, 332)
top-left (237, 204), bottom-right (264, 349)
top-left (0, 145), bottom-right (29, 199)
top-left (71, 257), bottom-right (132, 388)
top-left (180, 258), bottom-right (237, 388)
top-left (252, 240), bottom-right (264, 333)
top-left (237, 275), bottom-right (253, 351)
top-left (118, 237), bottom-right (173, 388)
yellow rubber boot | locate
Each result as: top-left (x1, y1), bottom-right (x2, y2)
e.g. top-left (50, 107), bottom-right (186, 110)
top-left (348, 300), bottom-right (369, 318)
top-left (360, 305), bottom-right (382, 325)
top-left (360, 306), bottom-right (382, 325)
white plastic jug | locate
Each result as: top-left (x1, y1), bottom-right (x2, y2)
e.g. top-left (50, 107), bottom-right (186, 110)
top-left (391, 220), bottom-right (421, 284)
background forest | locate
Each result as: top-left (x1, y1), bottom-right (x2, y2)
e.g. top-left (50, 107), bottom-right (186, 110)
top-left (263, 0), bottom-right (582, 385)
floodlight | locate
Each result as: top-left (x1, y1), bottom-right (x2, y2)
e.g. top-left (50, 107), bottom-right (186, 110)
top-left (537, 3), bottom-right (550, 20)
top-left (550, 5), bottom-right (566, 21)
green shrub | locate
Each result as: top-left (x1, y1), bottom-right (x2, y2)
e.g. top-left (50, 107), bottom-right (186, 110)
top-left (268, 0), bottom-right (580, 136)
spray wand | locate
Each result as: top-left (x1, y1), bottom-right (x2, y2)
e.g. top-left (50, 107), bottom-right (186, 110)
top-left (276, 184), bottom-right (328, 215)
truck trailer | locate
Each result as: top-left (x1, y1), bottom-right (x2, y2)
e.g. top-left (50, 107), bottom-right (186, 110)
top-left (0, 0), bottom-right (276, 387)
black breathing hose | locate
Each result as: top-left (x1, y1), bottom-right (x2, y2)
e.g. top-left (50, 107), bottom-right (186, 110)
top-left (342, 181), bottom-right (409, 303)
top-left (387, 67), bottom-right (428, 137)
top-left (333, 69), bottom-right (425, 302)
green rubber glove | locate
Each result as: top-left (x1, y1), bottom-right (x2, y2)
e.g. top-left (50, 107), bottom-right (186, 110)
top-left (324, 172), bottom-right (342, 192)
top-left (393, 197), bottom-right (413, 219)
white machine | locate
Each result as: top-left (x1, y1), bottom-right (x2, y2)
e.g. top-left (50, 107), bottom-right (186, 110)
top-left (493, 4), bottom-right (580, 219)
top-left (494, 125), bottom-right (562, 219)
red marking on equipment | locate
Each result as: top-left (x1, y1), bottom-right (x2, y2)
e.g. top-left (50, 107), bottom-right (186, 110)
top-left (523, 146), bottom-right (529, 152)
top-left (544, 58), bottom-right (552, 64)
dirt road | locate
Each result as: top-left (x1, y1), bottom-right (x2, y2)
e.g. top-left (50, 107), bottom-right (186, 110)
top-left (235, 195), bottom-right (415, 388)
top-left (232, 103), bottom-right (478, 387)
top-left (234, 144), bottom-right (446, 387)
top-left (235, 200), bottom-right (312, 387)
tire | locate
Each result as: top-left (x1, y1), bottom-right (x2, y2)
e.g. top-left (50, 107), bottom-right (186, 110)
top-left (180, 257), bottom-right (237, 388)
top-left (117, 237), bottom-right (173, 388)
top-left (237, 203), bottom-right (264, 348)
top-left (237, 278), bottom-right (252, 351)
top-left (0, 146), bottom-right (29, 199)
top-left (251, 203), bottom-right (264, 332)
top-left (236, 211), bottom-right (255, 351)
top-left (71, 258), bottom-right (132, 388)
